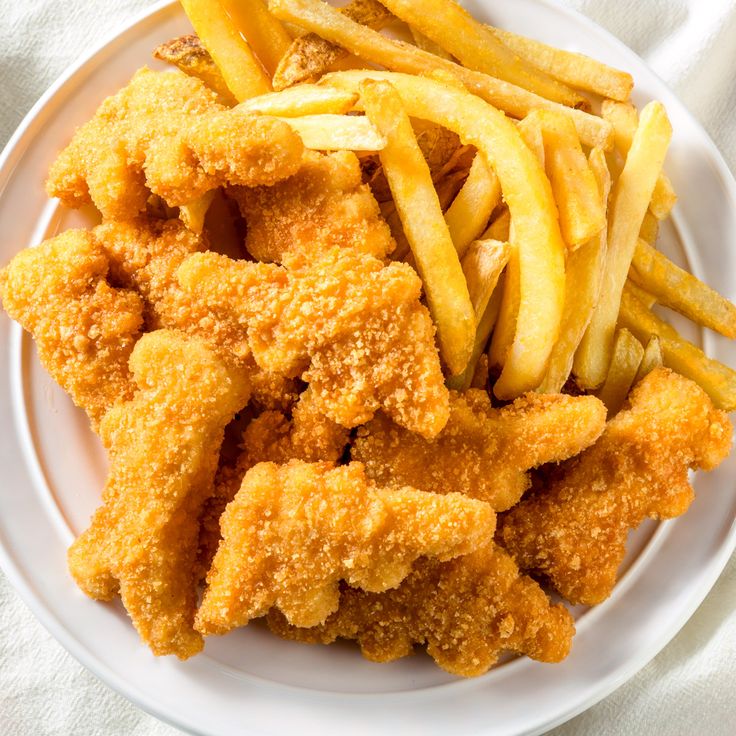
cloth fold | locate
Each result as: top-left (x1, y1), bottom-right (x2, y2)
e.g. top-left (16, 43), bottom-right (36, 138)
top-left (1, 1), bottom-right (734, 734)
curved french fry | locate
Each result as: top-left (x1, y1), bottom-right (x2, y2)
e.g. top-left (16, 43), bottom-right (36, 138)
top-left (238, 85), bottom-right (358, 116)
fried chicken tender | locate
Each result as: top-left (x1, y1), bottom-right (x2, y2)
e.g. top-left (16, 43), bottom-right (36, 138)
top-left (268, 541), bottom-right (574, 677)
top-left (499, 368), bottom-right (733, 605)
top-left (353, 389), bottom-right (607, 511)
top-left (47, 67), bottom-right (303, 220)
top-left (177, 247), bottom-right (450, 437)
top-left (67, 330), bottom-right (250, 659)
top-left (195, 460), bottom-right (495, 634)
top-left (231, 150), bottom-right (395, 263)
top-left (0, 229), bottom-right (143, 428)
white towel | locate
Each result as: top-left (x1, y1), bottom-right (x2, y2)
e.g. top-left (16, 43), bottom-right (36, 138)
top-left (1, 1), bottom-right (734, 734)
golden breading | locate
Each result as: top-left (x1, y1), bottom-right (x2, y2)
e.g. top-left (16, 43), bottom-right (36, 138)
top-left (47, 67), bottom-right (303, 220)
top-left (231, 150), bottom-right (396, 263)
top-left (195, 460), bottom-right (496, 634)
top-left (499, 368), bottom-right (733, 605)
top-left (353, 389), bottom-right (607, 511)
top-left (67, 330), bottom-right (250, 659)
top-left (0, 229), bottom-right (143, 429)
top-left (177, 248), bottom-right (450, 437)
top-left (268, 541), bottom-right (574, 677)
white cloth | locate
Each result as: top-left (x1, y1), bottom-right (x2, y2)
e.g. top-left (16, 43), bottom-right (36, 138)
top-left (1, 1), bottom-right (735, 734)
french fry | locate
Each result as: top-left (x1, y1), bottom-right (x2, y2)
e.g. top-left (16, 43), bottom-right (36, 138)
top-left (638, 210), bottom-right (659, 245)
top-left (461, 239), bottom-right (510, 322)
top-left (179, 190), bottom-right (216, 234)
top-left (488, 25), bottom-right (634, 102)
top-left (220, 0), bottom-right (292, 76)
top-left (180, 0), bottom-right (271, 101)
top-left (410, 27), bottom-right (453, 60)
top-left (153, 35), bottom-right (237, 106)
top-left (574, 101), bottom-right (672, 389)
top-left (488, 243), bottom-right (520, 370)
top-left (516, 116), bottom-right (545, 166)
top-left (482, 207), bottom-right (510, 241)
top-left (274, 114), bottom-right (386, 150)
top-left (634, 335), bottom-right (663, 384)
top-left (272, 0), bottom-right (393, 89)
top-left (274, 0), bottom-right (613, 148)
top-left (543, 146), bottom-right (610, 393)
top-left (361, 80), bottom-right (474, 375)
top-left (629, 239), bottom-right (736, 338)
top-left (625, 279), bottom-right (657, 309)
top-left (596, 328), bottom-right (644, 415)
top-left (237, 84), bottom-right (358, 115)
top-left (530, 109), bottom-right (606, 249)
top-left (379, 0), bottom-right (583, 107)
top-left (618, 285), bottom-right (736, 411)
top-left (444, 154), bottom-right (501, 258)
top-left (470, 353), bottom-right (490, 389)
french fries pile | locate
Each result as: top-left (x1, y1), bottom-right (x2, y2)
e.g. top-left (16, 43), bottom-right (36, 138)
top-left (166, 0), bottom-right (736, 412)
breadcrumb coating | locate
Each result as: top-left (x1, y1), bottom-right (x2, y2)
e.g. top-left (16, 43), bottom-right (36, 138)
top-left (268, 541), bottom-right (574, 677)
top-left (0, 229), bottom-right (143, 428)
top-left (231, 150), bottom-right (395, 263)
top-left (195, 460), bottom-right (495, 634)
top-left (46, 67), bottom-right (303, 219)
top-left (67, 330), bottom-right (250, 659)
top-left (499, 368), bottom-right (733, 605)
top-left (353, 389), bottom-right (607, 511)
top-left (177, 248), bottom-right (449, 436)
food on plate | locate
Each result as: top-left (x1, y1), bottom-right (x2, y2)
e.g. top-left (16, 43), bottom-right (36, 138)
top-left (268, 541), bottom-right (574, 677)
top-left (67, 329), bottom-right (250, 658)
top-left (195, 460), bottom-right (496, 634)
top-left (177, 247), bottom-right (450, 436)
top-left (231, 149), bottom-right (395, 262)
top-left (499, 368), bottom-right (732, 605)
top-left (0, 229), bottom-right (143, 429)
top-left (353, 389), bottom-right (606, 511)
top-left (595, 327), bottom-right (645, 416)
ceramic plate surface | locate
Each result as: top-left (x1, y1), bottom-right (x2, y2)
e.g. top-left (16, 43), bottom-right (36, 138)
top-left (1, 1), bottom-right (735, 734)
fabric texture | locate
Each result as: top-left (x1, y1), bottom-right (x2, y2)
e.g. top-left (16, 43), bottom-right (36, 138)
top-left (1, 1), bottom-right (734, 734)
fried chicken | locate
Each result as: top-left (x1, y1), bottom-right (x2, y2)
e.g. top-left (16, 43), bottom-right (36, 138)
top-left (195, 460), bottom-right (496, 635)
top-left (67, 330), bottom-right (250, 659)
top-left (231, 150), bottom-right (395, 263)
top-left (47, 67), bottom-right (303, 220)
top-left (268, 541), bottom-right (574, 677)
top-left (353, 389), bottom-right (607, 511)
top-left (499, 368), bottom-right (733, 605)
top-left (0, 229), bottom-right (143, 429)
top-left (177, 247), bottom-right (450, 437)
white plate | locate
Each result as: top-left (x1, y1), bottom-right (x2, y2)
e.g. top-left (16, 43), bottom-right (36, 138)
top-left (1, 1), bottom-right (735, 734)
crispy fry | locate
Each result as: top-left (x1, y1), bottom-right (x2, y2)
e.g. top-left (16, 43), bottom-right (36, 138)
top-left (276, 113), bottom-right (386, 150)
top-left (482, 206), bottom-right (510, 241)
top-left (596, 328), bottom-right (644, 415)
top-left (488, 242), bottom-right (520, 370)
top-left (638, 210), bottom-right (659, 245)
top-left (361, 80), bottom-right (474, 375)
top-left (516, 115), bottom-right (545, 166)
top-left (237, 84), bottom-right (358, 115)
top-left (625, 279), bottom-right (657, 309)
top-left (634, 335), bottom-right (663, 384)
top-left (461, 238), bottom-right (510, 322)
top-left (575, 101), bottom-right (672, 388)
top-left (629, 238), bottom-right (736, 338)
top-left (409, 26), bottom-right (453, 60)
top-left (179, 0), bottom-right (271, 101)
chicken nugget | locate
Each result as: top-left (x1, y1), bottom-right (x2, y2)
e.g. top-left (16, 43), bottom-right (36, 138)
top-left (195, 460), bottom-right (495, 634)
top-left (499, 368), bottom-right (733, 605)
top-left (67, 329), bottom-right (250, 658)
top-left (353, 389), bottom-right (607, 510)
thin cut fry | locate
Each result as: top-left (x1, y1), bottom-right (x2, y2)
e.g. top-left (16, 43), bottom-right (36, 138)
top-left (575, 101), bottom-right (672, 389)
top-left (629, 239), bottom-right (736, 338)
top-left (379, 0), bottom-right (583, 106)
top-left (180, 0), bottom-right (271, 101)
top-left (639, 210), bottom-right (659, 245)
top-left (625, 279), bottom-right (657, 309)
top-left (516, 116), bottom-right (545, 166)
top-left (596, 328), bottom-right (644, 415)
top-left (482, 207), bottom-right (510, 241)
top-left (179, 190), bottom-right (216, 234)
top-left (410, 27), bottom-right (453, 60)
top-left (237, 85), bottom-right (358, 116)
top-left (488, 242), bottom-right (520, 370)
top-left (444, 154), bottom-right (501, 258)
top-left (634, 335), bottom-right (663, 384)
top-left (488, 26), bottom-right (633, 102)
top-left (618, 285), bottom-right (736, 411)
top-left (361, 80), bottom-right (474, 375)
top-left (273, 0), bottom-right (613, 148)
top-left (461, 239), bottom-right (510, 322)
top-left (220, 0), bottom-right (292, 76)
top-left (275, 114), bottom-right (386, 150)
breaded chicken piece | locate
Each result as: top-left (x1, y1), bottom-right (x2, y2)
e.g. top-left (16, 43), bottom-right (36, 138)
top-left (67, 330), bottom-right (250, 659)
top-left (177, 248), bottom-right (450, 437)
top-left (196, 388), bottom-right (349, 575)
top-left (47, 67), bottom-right (303, 220)
top-left (353, 389), bottom-right (607, 511)
top-left (268, 541), bottom-right (574, 677)
top-left (231, 150), bottom-right (395, 263)
top-left (195, 460), bottom-right (495, 634)
top-left (0, 230), bottom-right (144, 429)
top-left (499, 368), bottom-right (733, 605)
